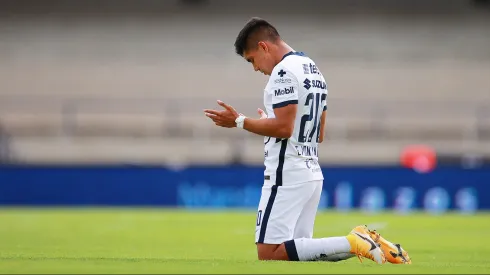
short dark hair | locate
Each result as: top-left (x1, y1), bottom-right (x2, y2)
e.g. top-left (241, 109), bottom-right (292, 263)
top-left (234, 17), bottom-right (281, 57)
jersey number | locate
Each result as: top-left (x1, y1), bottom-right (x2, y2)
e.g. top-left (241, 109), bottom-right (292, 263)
top-left (298, 93), bottom-right (326, 142)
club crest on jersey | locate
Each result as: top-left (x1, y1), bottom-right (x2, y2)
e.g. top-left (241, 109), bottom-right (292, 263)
top-left (274, 87), bottom-right (295, 96)
top-left (277, 69), bottom-right (287, 77)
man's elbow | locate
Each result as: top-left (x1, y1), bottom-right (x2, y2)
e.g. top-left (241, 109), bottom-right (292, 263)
top-left (278, 125), bottom-right (294, 139)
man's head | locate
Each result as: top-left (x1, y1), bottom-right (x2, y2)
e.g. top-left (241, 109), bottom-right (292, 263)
top-left (234, 17), bottom-right (283, 76)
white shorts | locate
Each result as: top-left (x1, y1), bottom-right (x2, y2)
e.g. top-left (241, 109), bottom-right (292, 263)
top-left (255, 180), bottom-right (323, 244)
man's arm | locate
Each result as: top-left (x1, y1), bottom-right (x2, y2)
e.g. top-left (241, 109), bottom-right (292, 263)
top-left (204, 66), bottom-right (299, 137)
top-left (243, 65), bottom-right (299, 138)
top-left (318, 110), bottom-right (327, 143)
top-left (204, 100), bottom-right (296, 139)
top-left (243, 104), bottom-right (297, 138)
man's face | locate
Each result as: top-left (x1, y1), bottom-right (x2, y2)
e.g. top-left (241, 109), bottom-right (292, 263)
top-left (243, 42), bottom-right (275, 76)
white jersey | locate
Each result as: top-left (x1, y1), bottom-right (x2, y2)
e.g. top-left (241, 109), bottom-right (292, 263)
top-left (263, 51), bottom-right (328, 186)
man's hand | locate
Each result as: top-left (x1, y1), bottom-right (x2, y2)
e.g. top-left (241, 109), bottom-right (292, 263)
top-left (257, 108), bottom-right (268, 119)
top-left (204, 100), bottom-right (240, 128)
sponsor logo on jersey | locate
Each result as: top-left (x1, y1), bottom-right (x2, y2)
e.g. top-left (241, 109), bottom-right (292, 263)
top-left (303, 64), bottom-right (310, 74)
top-left (274, 87), bottom-right (295, 96)
top-left (274, 78), bottom-right (292, 84)
top-left (303, 78), bottom-right (326, 90)
top-left (305, 158), bottom-right (321, 173)
top-left (303, 63), bottom-right (321, 75)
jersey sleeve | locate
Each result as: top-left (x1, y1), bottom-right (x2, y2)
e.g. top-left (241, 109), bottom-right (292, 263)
top-left (323, 91), bottom-right (328, 111)
top-left (267, 66), bottom-right (299, 109)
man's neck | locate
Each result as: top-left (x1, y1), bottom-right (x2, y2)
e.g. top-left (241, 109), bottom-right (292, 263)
top-left (275, 41), bottom-right (295, 64)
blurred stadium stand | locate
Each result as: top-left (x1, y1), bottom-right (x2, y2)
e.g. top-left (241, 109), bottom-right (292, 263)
top-left (0, 0), bottom-right (489, 165)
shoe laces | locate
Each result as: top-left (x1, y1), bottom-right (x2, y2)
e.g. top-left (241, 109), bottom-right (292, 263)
top-left (369, 229), bottom-right (381, 243)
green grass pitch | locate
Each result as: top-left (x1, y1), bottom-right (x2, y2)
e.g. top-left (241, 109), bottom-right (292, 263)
top-left (0, 208), bottom-right (489, 274)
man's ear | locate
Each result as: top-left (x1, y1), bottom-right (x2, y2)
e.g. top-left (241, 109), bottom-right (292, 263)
top-left (258, 41), bottom-right (269, 53)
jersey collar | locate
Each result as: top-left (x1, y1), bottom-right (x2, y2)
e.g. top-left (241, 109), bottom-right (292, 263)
top-left (281, 51), bottom-right (306, 61)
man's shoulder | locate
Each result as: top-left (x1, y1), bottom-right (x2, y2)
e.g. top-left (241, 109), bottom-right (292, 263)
top-left (267, 61), bottom-right (297, 88)
top-left (274, 55), bottom-right (315, 78)
top-left (269, 60), bottom-right (302, 83)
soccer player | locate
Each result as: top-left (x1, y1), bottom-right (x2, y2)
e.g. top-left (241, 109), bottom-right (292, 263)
top-left (204, 17), bottom-right (408, 264)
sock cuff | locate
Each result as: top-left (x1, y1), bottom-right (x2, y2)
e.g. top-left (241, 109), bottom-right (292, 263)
top-left (345, 234), bottom-right (356, 254)
top-left (284, 240), bottom-right (299, 261)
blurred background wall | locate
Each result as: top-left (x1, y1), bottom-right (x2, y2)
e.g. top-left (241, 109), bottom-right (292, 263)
top-left (0, 0), bottom-right (489, 212)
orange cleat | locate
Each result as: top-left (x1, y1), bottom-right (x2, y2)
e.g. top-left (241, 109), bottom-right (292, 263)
top-left (368, 227), bottom-right (412, 264)
top-left (347, 225), bottom-right (386, 264)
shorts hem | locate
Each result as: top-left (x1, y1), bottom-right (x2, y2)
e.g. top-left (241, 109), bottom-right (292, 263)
top-left (255, 239), bottom-right (288, 245)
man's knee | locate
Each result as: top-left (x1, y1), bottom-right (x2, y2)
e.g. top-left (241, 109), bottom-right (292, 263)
top-left (257, 243), bottom-right (289, 261)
